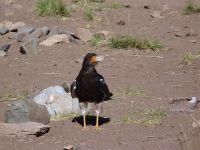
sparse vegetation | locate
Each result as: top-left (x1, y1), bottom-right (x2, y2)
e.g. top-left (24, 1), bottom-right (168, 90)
top-left (89, 35), bottom-right (104, 46)
top-left (122, 108), bottom-right (167, 126)
top-left (51, 112), bottom-right (78, 121)
top-left (116, 87), bottom-right (149, 97)
top-left (109, 2), bottom-right (125, 9)
top-left (84, 7), bottom-right (95, 21)
top-left (181, 52), bottom-right (200, 65)
top-left (0, 90), bottom-right (29, 102)
top-left (183, 1), bottom-right (200, 15)
top-left (36, 0), bottom-right (70, 16)
top-left (108, 35), bottom-right (163, 51)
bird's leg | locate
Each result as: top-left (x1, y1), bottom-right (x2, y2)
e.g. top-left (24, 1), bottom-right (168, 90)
top-left (80, 102), bottom-right (88, 130)
top-left (94, 102), bottom-right (104, 130)
top-left (95, 110), bottom-right (100, 128)
top-left (83, 113), bottom-right (86, 129)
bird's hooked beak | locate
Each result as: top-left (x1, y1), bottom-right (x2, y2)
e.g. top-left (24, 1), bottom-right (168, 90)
top-left (96, 55), bottom-right (104, 62)
top-left (90, 55), bottom-right (104, 65)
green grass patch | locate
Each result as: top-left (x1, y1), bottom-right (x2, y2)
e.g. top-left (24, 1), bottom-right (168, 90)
top-left (122, 108), bottom-right (167, 126)
top-left (108, 35), bottom-right (163, 51)
top-left (183, 1), bottom-right (200, 15)
top-left (36, 0), bottom-right (71, 16)
top-left (51, 112), bottom-right (78, 121)
top-left (0, 90), bottom-right (29, 102)
top-left (181, 52), bottom-right (200, 65)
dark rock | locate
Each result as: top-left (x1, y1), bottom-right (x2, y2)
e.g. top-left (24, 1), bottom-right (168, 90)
top-left (0, 43), bottom-right (10, 52)
top-left (0, 25), bottom-right (9, 35)
top-left (144, 5), bottom-right (150, 9)
top-left (0, 122), bottom-right (50, 137)
top-left (5, 99), bottom-right (50, 124)
top-left (124, 4), bottom-right (131, 8)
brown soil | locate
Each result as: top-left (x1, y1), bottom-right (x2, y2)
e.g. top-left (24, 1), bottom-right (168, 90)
top-left (0, 0), bottom-right (200, 150)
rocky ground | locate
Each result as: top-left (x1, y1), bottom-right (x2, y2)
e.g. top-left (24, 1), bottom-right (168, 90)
top-left (0, 0), bottom-right (200, 150)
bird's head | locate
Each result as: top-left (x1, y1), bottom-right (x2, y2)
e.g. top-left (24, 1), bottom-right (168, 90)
top-left (82, 53), bottom-right (104, 67)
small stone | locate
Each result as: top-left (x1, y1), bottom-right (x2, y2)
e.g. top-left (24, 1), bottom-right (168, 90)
top-left (116, 20), bottom-right (125, 26)
top-left (0, 51), bottom-right (6, 57)
top-left (76, 28), bottom-right (93, 42)
top-left (144, 5), bottom-right (150, 9)
top-left (150, 11), bottom-right (165, 19)
top-left (95, 31), bottom-right (113, 39)
top-left (39, 34), bottom-right (70, 46)
top-left (0, 43), bottom-right (11, 52)
top-left (15, 32), bottom-right (27, 42)
top-left (124, 4), bottom-right (131, 8)
top-left (175, 32), bottom-right (184, 37)
top-left (189, 39), bottom-right (197, 43)
top-left (0, 25), bottom-right (9, 35)
top-left (192, 120), bottom-right (200, 130)
top-left (20, 38), bottom-right (39, 54)
top-left (41, 26), bottom-right (50, 36)
top-left (64, 145), bottom-right (74, 150)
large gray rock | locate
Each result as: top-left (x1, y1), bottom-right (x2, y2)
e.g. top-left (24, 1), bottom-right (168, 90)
top-left (5, 99), bottom-right (50, 124)
top-left (0, 122), bottom-right (50, 137)
top-left (33, 86), bottom-right (80, 118)
top-left (39, 34), bottom-right (70, 46)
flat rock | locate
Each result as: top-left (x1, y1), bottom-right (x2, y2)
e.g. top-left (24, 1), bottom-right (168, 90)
top-left (0, 122), bottom-right (50, 137)
top-left (39, 34), bottom-right (70, 46)
top-left (150, 11), bottom-right (165, 19)
top-left (76, 28), bottom-right (93, 42)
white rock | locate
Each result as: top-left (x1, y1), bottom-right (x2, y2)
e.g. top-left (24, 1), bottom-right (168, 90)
top-left (33, 86), bottom-right (80, 118)
top-left (192, 120), bottom-right (200, 129)
top-left (39, 34), bottom-right (70, 46)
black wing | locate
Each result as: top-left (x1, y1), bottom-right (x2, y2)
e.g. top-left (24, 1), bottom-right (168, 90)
top-left (98, 74), bottom-right (113, 100)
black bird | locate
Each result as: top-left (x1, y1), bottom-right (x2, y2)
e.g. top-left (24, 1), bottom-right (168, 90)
top-left (71, 53), bottom-right (113, 129)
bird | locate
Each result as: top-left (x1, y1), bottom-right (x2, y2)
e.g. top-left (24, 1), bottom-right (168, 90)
top-left (70, 53), bottom-right (113, 129)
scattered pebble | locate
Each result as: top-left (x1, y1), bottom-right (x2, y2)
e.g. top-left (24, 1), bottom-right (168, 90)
top-left (150, 11), bottom-right (165, 19)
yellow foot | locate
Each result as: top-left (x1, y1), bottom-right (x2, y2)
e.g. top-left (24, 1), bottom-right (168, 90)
top-left (93, 126), bottom-right (105, 130)
top-left (81, 127), bottom-right (89, 131)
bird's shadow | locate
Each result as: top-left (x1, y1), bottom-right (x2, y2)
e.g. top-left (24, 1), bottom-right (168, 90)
top-left (72, 115), bottom-right (110, 127)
